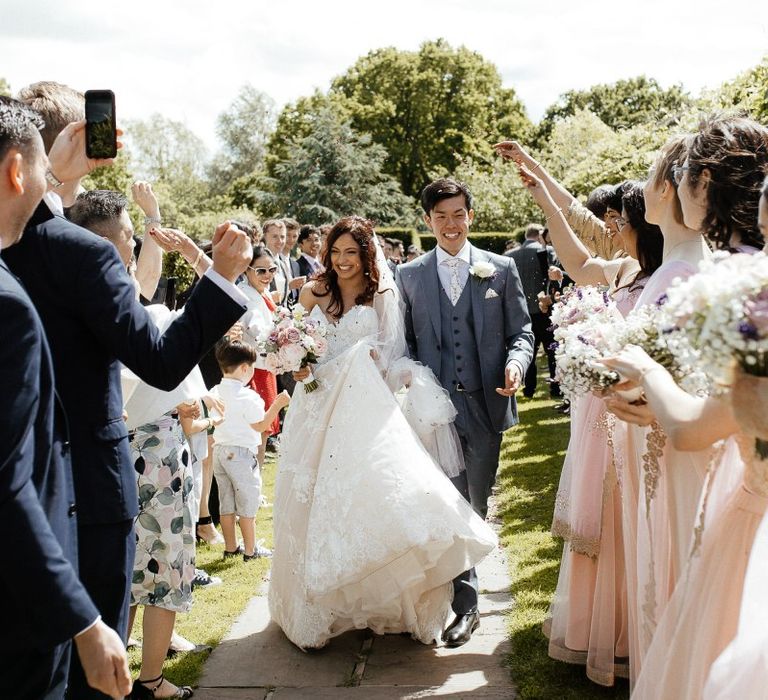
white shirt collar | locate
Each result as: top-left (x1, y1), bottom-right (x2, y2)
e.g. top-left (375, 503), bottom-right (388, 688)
top-left (301, 252), bottom-right (318, 264)
top-left (44, 191), bottom-right (64, 217)
top-left (435, 240), bottom-right (471, 266)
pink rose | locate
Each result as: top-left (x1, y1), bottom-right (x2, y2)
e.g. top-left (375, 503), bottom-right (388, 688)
top-left (313, 337), bottom-right (328, 357)
top-left (283, 326), bottom-right (301, 344)
top-left (265, 352), bottom-right (282, 374)
top-left (279, 343), bottom-right (305, 370)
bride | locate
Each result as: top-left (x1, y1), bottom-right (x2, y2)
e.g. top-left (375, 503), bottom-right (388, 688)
top-left (267, 216), bottom-right (497, 649)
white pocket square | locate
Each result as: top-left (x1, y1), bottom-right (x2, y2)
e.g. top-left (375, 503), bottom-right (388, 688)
top-left (484, 288), bottom-right (499, 299)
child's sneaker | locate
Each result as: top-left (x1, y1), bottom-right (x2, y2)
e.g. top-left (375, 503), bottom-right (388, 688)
top-left (243, 539), bottom-right (273, 561)
top-left (223, 545), bottom-right (244, 559)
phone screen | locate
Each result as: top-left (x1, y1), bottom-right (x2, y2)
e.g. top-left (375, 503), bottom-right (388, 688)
top-left (84, 90), bottom-right (116, 159)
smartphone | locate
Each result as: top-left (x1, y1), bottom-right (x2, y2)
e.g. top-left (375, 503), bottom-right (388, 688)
top-left (84, 89), bottom-right (117, 159)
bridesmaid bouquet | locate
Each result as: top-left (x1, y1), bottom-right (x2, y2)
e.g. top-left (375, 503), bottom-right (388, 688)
top-left (550, 286), bottom-right (623, 397)
top-left (653, 252), bottom-right (768, 454)
top-left (654, 252), bottom-right (768, 386)
top-left (258, 305), bottom-right (328, 392)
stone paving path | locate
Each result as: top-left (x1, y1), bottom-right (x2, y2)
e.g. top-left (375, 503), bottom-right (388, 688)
top-left (194, 531), bottom-right (516, 700)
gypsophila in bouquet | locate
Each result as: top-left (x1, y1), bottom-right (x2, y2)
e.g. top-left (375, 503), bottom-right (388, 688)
top-left (258, 304), bottom-right (328, 392)
top-left (651, 252), bottom-right (768, 455)
top-left (615, 301), bottom-right (711, 398)
top-left (550, 286), bottom-right (624, 398)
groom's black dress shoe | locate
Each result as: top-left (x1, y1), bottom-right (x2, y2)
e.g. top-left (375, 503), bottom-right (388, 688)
top-left (442, 610), bottom-right (480, 647)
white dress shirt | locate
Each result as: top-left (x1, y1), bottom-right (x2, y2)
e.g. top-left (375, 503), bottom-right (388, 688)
top-left (435, 241), bottom-right (471, 300)
top-left (301, 252), bottom-right (323, 275)
top-left (238, 281), bottom-right (274, 369)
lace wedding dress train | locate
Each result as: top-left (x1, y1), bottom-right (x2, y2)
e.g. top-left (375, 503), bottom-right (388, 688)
top-left (268, 305), bottom-right (497, 649)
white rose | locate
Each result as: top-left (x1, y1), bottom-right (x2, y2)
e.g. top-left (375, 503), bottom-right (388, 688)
top-left (469, 261), bottom-right (495, 279)
top-left (279, 343), bottom-right (306, 370)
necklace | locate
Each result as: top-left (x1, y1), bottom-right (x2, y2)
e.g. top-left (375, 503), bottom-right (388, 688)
top-left (662, 237), bottom-right (703, 263)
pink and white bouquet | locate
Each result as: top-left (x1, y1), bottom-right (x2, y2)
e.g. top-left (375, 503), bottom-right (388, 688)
top-left (550, 286), bottom-right (624, 398)
top-left (258, 304), bottom-right (328, 393)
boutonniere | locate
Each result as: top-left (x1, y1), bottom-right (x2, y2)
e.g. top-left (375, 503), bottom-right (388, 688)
top-left (469, 261), bottom-right (497, 281)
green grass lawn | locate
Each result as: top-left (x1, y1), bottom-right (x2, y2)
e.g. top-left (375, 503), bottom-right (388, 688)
top-left (128, 456), bottom-right (277, 687)
top-left (130, 367), bottom-right (629, 699)
top-left (499, 378), bottom-right (629, 700)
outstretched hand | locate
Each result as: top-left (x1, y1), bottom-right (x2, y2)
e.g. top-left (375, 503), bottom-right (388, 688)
top-left (496, 363), bottom-right (522, 397)
top-left (47, 120), bottom-right (123, 185)
top-left (492, 140), bottom-right (537, 170)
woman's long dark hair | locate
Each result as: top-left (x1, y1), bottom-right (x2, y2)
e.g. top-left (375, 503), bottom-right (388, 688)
top-left (619, 181), bottom-right (664, 290)
top-left (312, 216), bottom-right (380, 319)
top-left (687, 114), bottom-right (768, 251)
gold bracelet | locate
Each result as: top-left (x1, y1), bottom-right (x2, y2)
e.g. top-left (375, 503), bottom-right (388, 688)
top-left (545, 206), bottom-right (563, 222)
top-left (191, 249), bottom-right (203, 268)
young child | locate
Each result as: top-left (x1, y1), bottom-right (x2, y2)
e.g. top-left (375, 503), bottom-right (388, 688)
top-left (211, 341), bottom-right (290, 561)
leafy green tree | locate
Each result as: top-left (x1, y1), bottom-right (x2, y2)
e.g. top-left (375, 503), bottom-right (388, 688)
top-left (541, 108), bottom-right (673, 198)
top-left (125, 113), bottom-right (210, 218)
top-left (0, 77), bottom-right (10, 97)
top-left (269, 40), bottom-right (531, 198)
top-left (255, 107), bottom-right (416, 226)
top-left (209, 84), bottom-right (276, 195)
top-left (708, 55), bottom-right (768, 123)
top-left (536, 76), bottom-right (692, 145)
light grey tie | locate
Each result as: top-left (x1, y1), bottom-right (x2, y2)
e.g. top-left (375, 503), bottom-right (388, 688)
top-left (444, 258), bottom-right (463, 306)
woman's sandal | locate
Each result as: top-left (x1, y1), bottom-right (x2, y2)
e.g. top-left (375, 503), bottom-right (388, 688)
top-left (130, 673), bottom-right (193, 699)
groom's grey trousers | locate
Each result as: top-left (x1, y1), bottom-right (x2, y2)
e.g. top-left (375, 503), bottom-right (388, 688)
top-left (449, 387), bottom-right (503, 615)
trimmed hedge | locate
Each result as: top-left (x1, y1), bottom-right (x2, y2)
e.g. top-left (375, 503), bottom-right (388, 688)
top-left (419, 232), bottom-right (520, 255)
top-left (375, 227), bottom-right (421, 248)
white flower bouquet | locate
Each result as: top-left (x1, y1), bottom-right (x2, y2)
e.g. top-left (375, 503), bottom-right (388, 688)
top-left (258, 304), bottom-right (328, 393)
top-left (550, 286), bottom-right (623, 398)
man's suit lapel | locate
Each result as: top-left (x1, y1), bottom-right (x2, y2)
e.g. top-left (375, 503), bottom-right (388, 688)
top-left (418, 249), bottom-right (442, 342)
top-left (469, 245), bottom-right (485, 343)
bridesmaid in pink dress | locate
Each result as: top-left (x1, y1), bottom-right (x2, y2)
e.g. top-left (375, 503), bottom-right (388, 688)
top-left (500, 141), bottom-right (664, 685)
top-left (603, 117), bottom-right (768, 698)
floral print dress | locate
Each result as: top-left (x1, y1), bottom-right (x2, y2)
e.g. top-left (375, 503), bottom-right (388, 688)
top-left (130, 413), bottom-right (196, 612)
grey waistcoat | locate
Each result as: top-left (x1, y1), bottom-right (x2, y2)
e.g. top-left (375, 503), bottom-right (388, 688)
top-left (439, 281), bottom-right (482, 392)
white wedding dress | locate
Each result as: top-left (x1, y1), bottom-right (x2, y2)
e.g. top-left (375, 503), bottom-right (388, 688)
top-left (268, 304), bottom-right (497, 649)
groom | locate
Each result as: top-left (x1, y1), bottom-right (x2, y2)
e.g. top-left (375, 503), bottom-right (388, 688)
top-left (396, 178), bottom-right (533, 647)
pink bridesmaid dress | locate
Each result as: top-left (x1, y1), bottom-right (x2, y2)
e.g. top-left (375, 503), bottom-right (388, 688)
top-left (632, 433), bottom-right (768, 699)
top-left (616, 260), bottom-right (712, 684)
top-left (544, 283), bottom-right (641, 686)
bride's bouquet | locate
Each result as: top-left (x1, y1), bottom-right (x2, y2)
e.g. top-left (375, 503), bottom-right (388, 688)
top-left (258, 304), bottom-right (328, 393)
top-left (550, 286), bottom-right (623, 398)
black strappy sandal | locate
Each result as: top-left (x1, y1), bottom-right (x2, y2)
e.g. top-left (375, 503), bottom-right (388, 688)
top-left (130, 673), bottom-right (194, 699)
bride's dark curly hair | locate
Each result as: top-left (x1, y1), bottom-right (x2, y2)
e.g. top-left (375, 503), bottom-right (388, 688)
top-left (686, 113), bottom-right (768, 251)
top-left (312, 216), bottom-right (381, 319)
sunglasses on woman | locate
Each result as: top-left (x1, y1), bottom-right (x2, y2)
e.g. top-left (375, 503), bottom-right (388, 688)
top-left (249, 265), bottom-right (278, 275)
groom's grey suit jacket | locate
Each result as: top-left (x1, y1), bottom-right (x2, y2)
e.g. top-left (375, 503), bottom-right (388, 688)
top-left (396, 245), bottom-right (534, 433)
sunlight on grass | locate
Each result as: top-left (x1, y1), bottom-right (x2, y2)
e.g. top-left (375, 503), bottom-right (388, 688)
top-left (500, 367), bottom-right (629, 700)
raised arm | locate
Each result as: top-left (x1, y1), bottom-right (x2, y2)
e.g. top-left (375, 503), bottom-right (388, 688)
top-left (512, 162), bottom-right (620, 286)
top-left (132, 181), bottom-right (163, 300)
top-left (494, 141), bottom-right (621, 259)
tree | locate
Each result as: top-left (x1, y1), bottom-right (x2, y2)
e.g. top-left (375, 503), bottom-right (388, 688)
top-left (541, 108), bottom-right (673, 198)
top-left (208, 84), bottom-right (276, 195)
top-left (708, 55), bottom-right (768, 124)
top-left (0, 77), bottom-right (10, 97)
top-left (268, 40), bottom-right (531, 198)
top-left (536, 76), bottom-right (692, 145)
top-left (255, 107), bottom-right (416, 226)
top-left (124, 113), bottom-right (210, 219)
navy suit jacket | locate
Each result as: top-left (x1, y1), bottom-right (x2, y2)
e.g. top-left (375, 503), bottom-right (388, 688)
top-left (0, 258), bottom-right (98, 651)
top-left (3, 204), bottom-right (247, 524)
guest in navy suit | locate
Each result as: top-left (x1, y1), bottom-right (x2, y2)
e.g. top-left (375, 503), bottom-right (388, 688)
top-left (0, 96), bottom-right (131, 700)
top-left (4, 82), bottom-right (252, 699)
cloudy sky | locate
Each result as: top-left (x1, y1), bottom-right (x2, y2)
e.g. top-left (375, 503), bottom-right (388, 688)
top-left (1, 0), bottom-right (766, 154)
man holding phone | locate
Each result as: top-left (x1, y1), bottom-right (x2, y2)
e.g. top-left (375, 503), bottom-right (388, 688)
top-left (5, 81), bottom-right (252, 700)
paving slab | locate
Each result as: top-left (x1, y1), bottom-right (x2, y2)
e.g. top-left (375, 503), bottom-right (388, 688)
top-left (198, 500), bottom-right (515, 698)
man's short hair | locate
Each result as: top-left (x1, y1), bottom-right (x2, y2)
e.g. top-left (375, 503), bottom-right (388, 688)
top-left (525, 223), bottom-right (544, 239)
top-left (68, 190), bottom-right (128, 232)
top-left (262, 218), bottom-right (286, 235)
top-left (298, 224), bottom-right (320, 245)
top-left (0, 96), bottom-right (44, 162)
top-left (420, 178), bottom-right (473, 215)
top-left (282, 217), bottom-right (300, 233)
top-left (215, 340), bottom-right (258, 374)
top-left (16, 81), bottom-right (84, 153)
